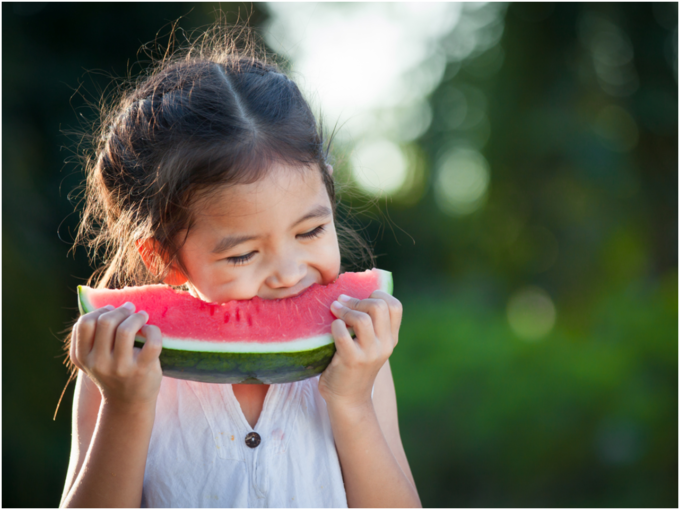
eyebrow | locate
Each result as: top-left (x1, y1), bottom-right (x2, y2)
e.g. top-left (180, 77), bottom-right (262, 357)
top-left (211, 234), bottom-right (261, 254)
top-left (290, 205), bottom-right (333, 228)
top-left (211, 205), bottom-right (333, 254)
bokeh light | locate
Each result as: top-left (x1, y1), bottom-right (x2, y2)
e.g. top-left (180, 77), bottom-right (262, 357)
top-left (434, 147), bottom-right (490, 216)
top-left (579, 11), bottom-right (639, 97)
top-left (506, 286), bottom-right (557, 341)
top-left (595, 419), bottom-right (644, 466)
top-left (264, 2), bottom-right (507, 200)
top-left (263, 3), bottom-right (460, 142)
top-left (350, 139), bottom-right (408, 197)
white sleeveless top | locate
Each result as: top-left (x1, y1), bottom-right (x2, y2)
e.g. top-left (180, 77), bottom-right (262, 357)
top-left (141, 376), bottom-right (348, 508)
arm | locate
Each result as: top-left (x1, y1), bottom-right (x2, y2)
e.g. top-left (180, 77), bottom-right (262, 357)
top-left (60, 304), bottom-right (163, 508)
top-left (320, 291), bottom-right (421, 508)
top-left (328, 360), bottom-right (420, 508)
top-left (61, 397), bottom-right (156, 507)
top-left (373, 360), bottom-right (417, 489)
top-left (60, 371), bottom-right (101, 507)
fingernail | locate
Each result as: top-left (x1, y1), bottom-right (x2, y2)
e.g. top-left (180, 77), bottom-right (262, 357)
top-left (104, 305), bottom-right (115, 311)
top-left (331, 300), bottom-right (343, 310)
top-left (138, 310), bottom-right (148, 318)
top-left (122, 302), bottom-right (135, 312)
top-left (338, 294), bottom-right (351, 303)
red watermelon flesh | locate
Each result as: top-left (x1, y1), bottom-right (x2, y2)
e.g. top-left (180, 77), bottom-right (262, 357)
top-left (77, 269), bottom-right (393, 383)
top-left (78, 269), bottom-right (392, 354)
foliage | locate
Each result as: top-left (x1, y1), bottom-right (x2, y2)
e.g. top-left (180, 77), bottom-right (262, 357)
top-left (393, 273), bottom-right (677, 507)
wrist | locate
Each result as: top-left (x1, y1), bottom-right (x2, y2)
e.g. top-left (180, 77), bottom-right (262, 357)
top-left (325, 396), bottom-right (375, 422)
top-left (100, 396), bottom-right (157, 418)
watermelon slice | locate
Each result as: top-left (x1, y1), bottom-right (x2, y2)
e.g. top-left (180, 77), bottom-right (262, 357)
top-left (77, 268), bottom-right (392, 384)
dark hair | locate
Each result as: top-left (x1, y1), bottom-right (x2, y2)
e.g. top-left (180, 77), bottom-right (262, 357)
top-left (57, 23), bottom-right (373, 416)
top-left (75, 25), bottom-right (371, 290)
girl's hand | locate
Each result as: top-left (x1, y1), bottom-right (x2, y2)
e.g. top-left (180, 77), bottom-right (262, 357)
top-left (319, 290), bottom-right (402, 409)
top-left (70, 302), bottom-right (163, 410)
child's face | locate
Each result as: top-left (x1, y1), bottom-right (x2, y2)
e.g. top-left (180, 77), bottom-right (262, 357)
top-left (178, 163), bottom-right (341, 303)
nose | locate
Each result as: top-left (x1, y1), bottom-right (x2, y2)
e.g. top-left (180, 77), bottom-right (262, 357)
top-left (265, 259), bottom-right (307, 289)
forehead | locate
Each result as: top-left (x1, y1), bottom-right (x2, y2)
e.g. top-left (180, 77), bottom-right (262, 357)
top-left (193, 164), bottom-right (329, 229)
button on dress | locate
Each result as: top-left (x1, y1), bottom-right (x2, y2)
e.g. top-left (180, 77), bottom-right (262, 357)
top-left (141, 375), bottom-right (348, 508)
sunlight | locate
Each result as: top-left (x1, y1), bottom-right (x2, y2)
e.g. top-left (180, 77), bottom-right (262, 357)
top-left (263, 2), bottom-right (507, 199)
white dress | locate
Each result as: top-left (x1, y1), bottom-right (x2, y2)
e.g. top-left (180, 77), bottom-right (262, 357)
top-left (141, 376), bottom-right (348, 508)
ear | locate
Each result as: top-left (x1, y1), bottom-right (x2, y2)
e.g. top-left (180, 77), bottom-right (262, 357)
top-left (326, 163), bottom-right (333, 176)
top-left (136, 239), bottom-right (188, 286)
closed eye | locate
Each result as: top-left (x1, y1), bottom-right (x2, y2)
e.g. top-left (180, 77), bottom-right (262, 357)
top-left (225, 225), bottom-right (326, 264)
top-left (226, 252), bottom-right (256, 265)
top-left (297, 225), bottom-right (326, 240)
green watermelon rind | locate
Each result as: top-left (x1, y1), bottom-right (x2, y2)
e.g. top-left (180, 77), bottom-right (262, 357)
top-left (131, 339), bottom-right (336, 384)
top-left (77, 269), bottom-right (393, 384)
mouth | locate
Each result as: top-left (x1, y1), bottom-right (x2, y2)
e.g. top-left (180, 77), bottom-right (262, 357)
top-left (270, 282), bottom-right (314, 300)
top-left (258, 277), bottom-right (320, 300)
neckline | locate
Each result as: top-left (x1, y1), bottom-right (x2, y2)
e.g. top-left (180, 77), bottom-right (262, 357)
top-left (226, 383), bottom-right (277, 432)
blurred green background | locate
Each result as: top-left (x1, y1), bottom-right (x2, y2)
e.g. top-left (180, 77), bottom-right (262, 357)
top-left (2, 2), bottom-right (677, 507)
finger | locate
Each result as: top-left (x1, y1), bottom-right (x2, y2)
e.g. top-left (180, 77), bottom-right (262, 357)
top-left (135, 324), bottom-right (163, 367)
top-left (91, 302), bottom-right (136, 361)
top-left (112, 311), bottom-right (149, 364)
top-left (370, 290), bottom-right (403, 343)
top-left (339, 295), bottom-right (391, 340)
top-left (330, 319), bottom-right (359, 359)
top-left (335, 293), bottom-right (361, 308)
top-left (70, 322), bottom-right (82, 371)
top-left (74, 305), bottom-right (114, 366)
top-left (330, 301), bottom-right (376, 348)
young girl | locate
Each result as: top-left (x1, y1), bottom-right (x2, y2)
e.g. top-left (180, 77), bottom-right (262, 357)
top-left (60, 26), bottom-right (420, 508)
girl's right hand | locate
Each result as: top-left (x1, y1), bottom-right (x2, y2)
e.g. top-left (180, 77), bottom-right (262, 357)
top-left (70, 302), bottom-right (163, 409)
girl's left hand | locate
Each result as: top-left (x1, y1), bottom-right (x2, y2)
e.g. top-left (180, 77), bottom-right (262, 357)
top-left (318, 290), bottom-right (402, 409)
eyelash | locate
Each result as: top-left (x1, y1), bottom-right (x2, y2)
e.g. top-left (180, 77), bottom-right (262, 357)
top-left (226, 252), bottom-right (255, 266)
top-left (298, 225), bottom-right (326, 240)
top-left (225, 226), bottom-right (326, 265)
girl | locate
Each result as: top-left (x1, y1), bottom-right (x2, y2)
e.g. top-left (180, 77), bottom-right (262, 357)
top-left (60, 25), bottom-right (420, 508)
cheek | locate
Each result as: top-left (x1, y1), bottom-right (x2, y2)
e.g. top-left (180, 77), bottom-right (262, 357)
top-left (224, 278), bottom-right (262, 301)
top-left (316, 230), bottom-right (342, 281)
top-left (177, 242), bottom-right (205, 276)
top-left (198, 270), bottom-right (260, 302)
